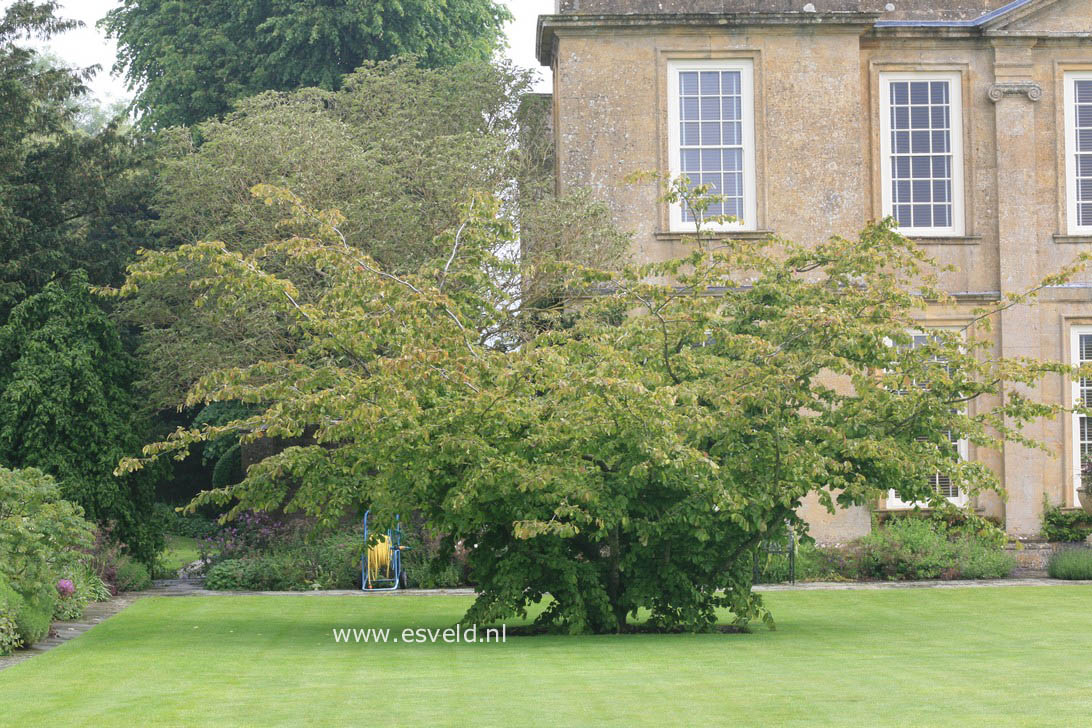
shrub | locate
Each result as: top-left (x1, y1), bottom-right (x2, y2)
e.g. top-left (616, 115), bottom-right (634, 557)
top-left (0, 575), bottom-right (25, 656)
top-left (1041, 503), bottom-right (1092, 543)
top-left (0, 613), bottom-right (19, 656)
top-left (205, 556), bottom-right (304, 592)
top-left (114, 558), bottom-right (152, 592)
top-left (1047, 548), bottom-right (1092, 580)
top-left (52, 565), bottom-right (112, 621)
top-left (210, 443), bottom-right (244, 490)
top-left (856, 514), bottom-right (1015, 581)
top-left (0, 466), bottom-right (94, 644)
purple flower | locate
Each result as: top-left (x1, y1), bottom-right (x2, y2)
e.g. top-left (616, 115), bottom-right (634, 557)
top-left (56, 579), bottom-right (75, 598)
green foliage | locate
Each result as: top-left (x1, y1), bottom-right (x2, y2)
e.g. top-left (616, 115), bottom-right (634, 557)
top-left (118, 181), bottom-right (1077, 634)
top-left (0, 466), bottom-right (94, 643)
top-left (856, 516), bottom-right (1014, 581)
top-left (52, 564), bottom-right (112, 621)
top-left (102, 0), bottom-right (512, 129)
top-left (113, 557), bottom-right (152, 592)
top-left (154, 502), bottom-right (218, 539)
top-left (210, 443), bottom-right (244, 490)
top-left (1046, 547), bottom-right (1092, 580)
top-left (204, 531), bottom-right (363, 592)
top-left (0, 275), bottom-right (163, 564)
top-left (0, 3), bottom-right (157, 320)
top-left (119, 59), bottom-right (626, 410)
top-left (1041, 501), bottom-right (1092, 543)
top-left (193, 401), bottom-right (256, 467)
top-left (0, 574), bottom-right (25, 655)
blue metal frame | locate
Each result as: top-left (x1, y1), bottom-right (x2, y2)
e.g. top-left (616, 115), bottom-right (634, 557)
top-left (361, 510), bottom-right (405, 591)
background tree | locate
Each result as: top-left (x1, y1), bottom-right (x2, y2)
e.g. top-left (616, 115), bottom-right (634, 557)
top-left (0, 1), bottom-right (157, 322)
top-left (0, 274), bottom-right (162, 564)
top-left (122, 58), bottom-right (629, 411)
top-left (118, 185), bottom-right (1085, 634)
top-left (102, 0), bottom-right (513, 129)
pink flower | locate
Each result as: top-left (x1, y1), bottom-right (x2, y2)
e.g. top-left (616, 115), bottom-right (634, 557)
top-left (56, 579), bottom-right (75, 598)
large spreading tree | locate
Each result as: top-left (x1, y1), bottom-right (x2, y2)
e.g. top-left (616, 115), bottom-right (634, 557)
top-left (102, 0), bottom-right (513, 129)
top-left (117, 183), bottom-right (1086, 633)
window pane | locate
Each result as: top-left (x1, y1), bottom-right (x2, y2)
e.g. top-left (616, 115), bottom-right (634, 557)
top-left (930, 106), bottom-right (949, 129)
top-left (930, 81), bottom-right (949, 104)
top-left (1078, 81), bottom-right (1092, 104)
top-left (680, 72), bottom-right (699, 95)
top-left (1079, 129), bottom-right (1092, 153)
top-left (700, 72), bottom-right (719, 95)
top-left (700, 97), bottom-right (720, 120)
top-left (893, 131), bottom-right (910, 154)
top-left (933, 180), bottom-right (950, 203)
top-left (894, 205), bottom-right (912, 226)
top-left (894, 180), bottom-right (911, 203)
top-left (1079, 105), bottom-right (1092, 128)
top-left (681, 97), bottom-right (699, 120)
top-left (911, 131), bottom-right (931, 153)
top-left (1079, 155), bottom-right (1092, 177)
top-left (723, 148), bottom-right (743, 171)
top-left (893, 156), bottom-right (910, 179)
top-left (723, 122), bottom-right (741, 146)
top-left (722, 71), bottom-right (741, 95)
top-left (682, 123), bottom-right (700, 145)
top-left (911, 106), bottom-right (929, 128)
top-left (701, 148), bottom-right (721, 171)
top-left (681, 150), bottom-right (700, 172)
top-left (913, 204), bottom-right (932, 227)
top-left (701, 122), bottom-right (720, 145)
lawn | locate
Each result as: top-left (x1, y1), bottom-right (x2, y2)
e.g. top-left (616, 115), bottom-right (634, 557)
top-left (1, 587), bottom-right (1090, 727)
top-left (158, 535), bottom-right (203, 573)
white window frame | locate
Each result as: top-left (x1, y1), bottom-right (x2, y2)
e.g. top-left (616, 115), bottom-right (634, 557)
top-left (885, 328), bottom-right (969, 510)
top-left (667, 59), bottom-right (757, 233)
top-left (1070, 326), bottom-right (1092, 503)
top-left (879, 71), bottom-right (966, 238)
top-left (1064, 72), bottom-right (1092, 236)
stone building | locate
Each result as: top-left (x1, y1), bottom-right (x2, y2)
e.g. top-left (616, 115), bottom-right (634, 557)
top-left (534, 0), bottom-right (1092, 540)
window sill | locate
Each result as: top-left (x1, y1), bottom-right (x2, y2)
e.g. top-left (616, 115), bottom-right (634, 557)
top-left (907, 235), bottom-right (982, 245)
top-left (655, 230), bottom-right (775, 243)
top-left (1054, 234), bottom-right (1092, 244)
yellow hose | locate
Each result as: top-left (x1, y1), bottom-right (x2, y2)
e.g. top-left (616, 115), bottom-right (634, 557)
top-left (367, 535), bottom-right (392, 584)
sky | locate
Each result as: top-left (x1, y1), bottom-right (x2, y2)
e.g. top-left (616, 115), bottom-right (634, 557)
top-left (6, 0), bottom-right (555, 107)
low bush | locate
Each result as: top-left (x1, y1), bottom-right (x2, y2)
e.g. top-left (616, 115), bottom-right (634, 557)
top-left (856, 514), bottom-right (1014, 581)
top-left (1047, 547), bottom-right (1092, 580)
top-left (1041, 503), bottom-right (1092, 543)
top-left (204, 533), bottom-right (360, 591)
top-left (114, 558), bottom-right (152, 592)
top-left (0, 467), bottom-right (94, 646)
top-left (0, 575), bottom-right (25, 656)
top-left (52, 565), bottom-right (112, 621)
top-left (199, 512), bottom-right (470, 592)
